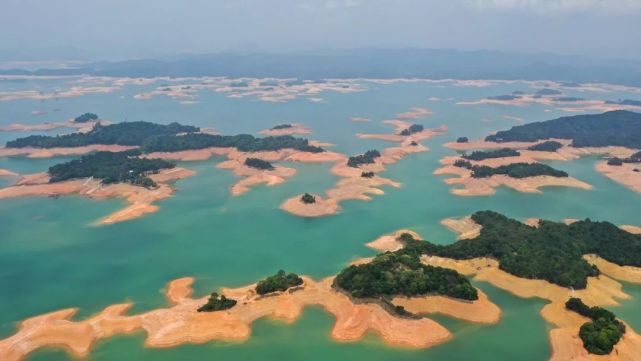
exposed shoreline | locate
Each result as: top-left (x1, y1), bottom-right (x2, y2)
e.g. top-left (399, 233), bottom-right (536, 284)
top-left (258, 123), bottom-right (311, 136)
top-left (0, 119), bottom-right (106, 133)
top-left (0, 167), bottom-right (195, 225)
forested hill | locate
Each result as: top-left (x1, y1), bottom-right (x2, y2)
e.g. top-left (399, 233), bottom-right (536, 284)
top-left (485, 110), bottom-right (641, 148)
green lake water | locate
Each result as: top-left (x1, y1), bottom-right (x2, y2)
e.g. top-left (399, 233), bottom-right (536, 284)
top-left (0, 78), bottom-right (639, 360)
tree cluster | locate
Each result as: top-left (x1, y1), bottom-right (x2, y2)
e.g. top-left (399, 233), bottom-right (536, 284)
top-left (334, 251), bottom-right (478, 301)
top-left (565, 298), bottom-right (625, 355)
top-left (256, 270), bottom-right (304, 295)
top-left (607, 151), bottom-right (641, 166)
top-left (399, 124), bottom-right (424, 136)
top-left (527, 141), bottom-right (563, 152)
top-left (271, 124), bottom-right (292, 130)
top-left (361, 171), bottom-right (375, 178)
top-left (197, 292), bottom-right (237, 312)
top-left (462, 148), bottom-right (520, 161)
top-left (48, 151), bottom-right (175, 188)
top-left (402, 211), bottom-right (641, 289)
top-left (244, 157), bottom-right (274, 170)
top-left (456, 137), bottom-right (469, 143)
top-left (73, 113), bottom-right (99, 123)
top-left (141, 133), bottom-right (324, 153)
top-left (301, 193), bottom-right (316, 204)
top-left (470, 162), bottom-right (568, 178)
top-left (347, 150), bottom-right (381, 168)
top-left (485, 110), bottom-right (641, 148)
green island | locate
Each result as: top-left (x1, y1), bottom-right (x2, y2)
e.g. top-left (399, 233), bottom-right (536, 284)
top-left (73, 113), bottom-right (99, 123)
top-left (271, 124), bottom-right (292, 130)
top-left (256, 270), bottom-right (304, 295)
top-left (197, 292), bottom-right (237, 312)
top-left (301, 193), bottom-right (316, 204)
top-left (6, 121), bottom-right (198, 148)
top-left (527, 140), bottom-right (563, 152)
top-left (5, 121), bottom-right (325, 154)
top-left (399, 124), bottom-right (424, 136)
top-left (462, 148), bottom-right (520, 161)
top-left (334, 251), bottom-right (478, 301)
top-left (347, 149), bottom-right (381, 168)
top-left (398, 211), bottom-right (641, 289)
top-left (453, 160), bottom-right (569, 179)
top-left (485, 110), bottom-right (641, 148)
top-left (565, 298), bottom-right (625, 355)
top-left (244, 157), bottom-right (274, 170)
top-left (48, 151), bottom-right (175, 188)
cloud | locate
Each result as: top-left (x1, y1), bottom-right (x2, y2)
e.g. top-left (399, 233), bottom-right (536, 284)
top-left (465, 0), bottom-right (641, 13)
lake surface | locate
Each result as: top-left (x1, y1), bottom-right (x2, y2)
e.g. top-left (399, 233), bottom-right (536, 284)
top-left (0, 77), bottom-right (640, 360)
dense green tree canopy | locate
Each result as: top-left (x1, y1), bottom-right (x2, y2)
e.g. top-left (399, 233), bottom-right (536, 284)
top-left (256, 270), bottom-right (304, 295)
top-left (462, 148), bottom-right (520, 161)
top-left (566, 298), bottom-right (625, 355)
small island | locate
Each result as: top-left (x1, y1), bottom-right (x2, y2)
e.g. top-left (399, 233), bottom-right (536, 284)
top-left (462, 148), bottom-right (520, 161)
top-left (256, 270), bottom-right (304, 295)
top-left (399, 124), bottom-right (424, 136)
top-left (565, 297), bottom-right (625, 355)
top-left (468, 162), bottom-right (568, 179)
top-left (244, 157), bottom-right (274, 170)
top-left (347, 149), bottom-right (381, 168)
top-left (197, 292), bottom-right (237, 312)
top-left (73, 113), bottom-right (99, 123)
top-left (527, 140), bottom-right (563, 152)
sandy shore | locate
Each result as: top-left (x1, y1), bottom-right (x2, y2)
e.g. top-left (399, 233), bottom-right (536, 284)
top-left (258, 123), bottom-right (311, 136)
top-left (416, 221), bottom-right (641, 361)
top-left (0, 144), bottom-right (137, 158)
top-left (0, 169), bottom-right (18, 177)
top-left (0, 119), bottom-right (105, 133)
top-left (366, 229), bottom-right (422, 252)
top-left (282, 120), bottom-right (444, 217)
top-left (0, 168), bottom-right (195, 225)
top-left (0, 274), bottom-right (478, 361)
top-left (440, 216), bottom-right (482, 239)
top-left (596, 161), bottom-right (641, 194)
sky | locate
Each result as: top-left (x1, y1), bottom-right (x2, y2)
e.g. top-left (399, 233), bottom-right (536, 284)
top-left (1, 0), bottom-right (640, 60)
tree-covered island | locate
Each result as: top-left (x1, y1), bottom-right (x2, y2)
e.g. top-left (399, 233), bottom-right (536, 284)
top-left (271, 124), bottom-right (293, 130)
top-left (244, 157), bottom-right (274, 170)
top-left (399, 124), bottom-right (424, 136)
top-left (347, 150), bottom-right (381, 168)
top-left (256, 270), bottom-right (304, 295)
top-left (527, 140), bottom-right (564, 152)
top-left (73, 113), bottom-right (99, 123)
top-left (462, 148), bottom-right (520, 161)
top-left (453, 160), bottom-right (569, 179)
top-left (565, 297), bottom-right (625, 355)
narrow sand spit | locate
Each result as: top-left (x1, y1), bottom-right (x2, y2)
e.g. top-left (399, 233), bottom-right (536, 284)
top-left (0, 169), bottom-right (18, 177)
top-left (351, 117), bottom-right (370, 123)
top-left (619, 224), bottom-right (641, 234)
top-left (282, 119), bottom-right (446, 217)
top-left (258, 123), bottom-right (311, 136)
top-left (416, 219), bottom-right (641, 361)
top-left (0, 144), bottom-right (137, 158)
top-left (366, 229), bottom-right (422, 252)
top-left (0, 119), bottom-right (106, 133)
top-left (0, 273), bottom-right (502, 361)
top-left (0, 168), bottom-right (195, 225)
top-left (440, 216), bottom-right (482, 240)
top-left (218, 157), bottom-right (297, 196)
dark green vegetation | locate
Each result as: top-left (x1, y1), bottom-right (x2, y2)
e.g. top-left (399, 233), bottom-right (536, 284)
top-left (453, 159), bottom-right (473, 168)
top-left (197, 292), bottom-right (237, 312)
top-left (301, 193), bottom-right (316, 204)
top-left (48, 151), bottom-right (175, 188)
top-left (486, 110), bottom-right (641, 148)
top-left (399, 124), bottom-right (424, 136)
top-left (5, 121), bottom-right (324, 154)
top-left (271, 124), bottom-right (292, 130)
top-left (334, 251), bottom-right (478, 301)
top-left (141, 133), bottom-right (324, 153)
top-left (361, 171), bottom-right (375, 178)
top-left (462, 148), bottom-right (520, 161)
top-left (347, 150), bottom-right (381, 168)
top-left (256, 270), bottom-right (304, 295)
top-left (565, 298), bottom-right (625, 355)
top-left (402, 211), bottom-right (641, 289)
top-left (527, 140), bottom-right (564, 152)
top-left (6, 121), bottom-right (198, 148)
top-left (244, 157), bottom-right (274, 170)
top-left (470, 162), bottom-right (568, 178)
top-left (456, 137), bottom-right (469, 143)
top-left (73, 113), bottom-right (98, 123)
top-left (607, 151), bottom-right (641, 166)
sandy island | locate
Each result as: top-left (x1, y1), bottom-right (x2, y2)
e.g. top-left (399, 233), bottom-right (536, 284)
top-left (0, 168), bottom-right (195, 225)
top-left (0, 268), bottom-right (504, 361)
top-left (441, 137), bottom-right (641, 195)
top-left (258, 123), bottom-right (311, 136)
top-left (411, 217), bottom-right (641, 361)
top-left (0, 119), bottom-right (107, 133)
top-left (282, 115), bottom-right (446, 217)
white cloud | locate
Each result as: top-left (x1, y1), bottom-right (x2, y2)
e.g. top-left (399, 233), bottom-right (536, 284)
top-left (466, 0), bottom-right (641, 13)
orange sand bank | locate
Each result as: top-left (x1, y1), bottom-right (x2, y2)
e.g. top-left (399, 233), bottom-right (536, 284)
top-left (0, 169), bottom-right (18, 177)
top-left (0, 119), bottom-right (106, 133)
top-left (0, 274), bottom-right (491, 361)
top-left (0, 144), bottom-right (136, 158)
top-left (0, 168), bottom-right (195, 224)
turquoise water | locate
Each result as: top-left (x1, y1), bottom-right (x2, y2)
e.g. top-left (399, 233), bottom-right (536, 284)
top-left (0, 77), bottom-right (640, 360)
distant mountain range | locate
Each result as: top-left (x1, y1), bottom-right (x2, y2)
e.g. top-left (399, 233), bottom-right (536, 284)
top-left (3, 49), bottom-right (641, 86)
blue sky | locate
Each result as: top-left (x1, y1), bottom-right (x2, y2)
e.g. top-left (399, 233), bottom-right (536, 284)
top-left (2, 0), bottom-right (640, 60)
